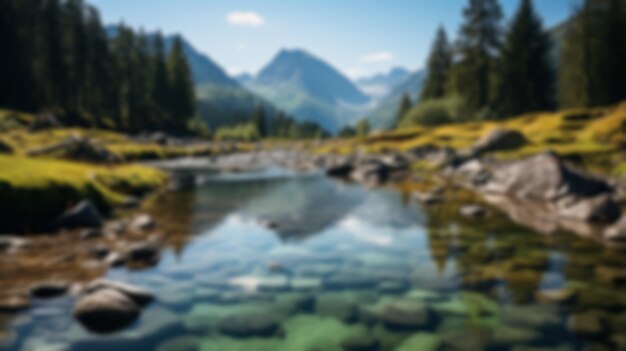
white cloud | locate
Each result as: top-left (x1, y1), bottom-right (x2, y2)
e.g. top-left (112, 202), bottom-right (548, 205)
top-left (342, 67), bottom-right (363, 80)
top-left (360, 51), bottom-right (394, 63)
top-left (226, 67), bottom-right (244, 76)
top-left (226, 11), bottom-right (265, 27)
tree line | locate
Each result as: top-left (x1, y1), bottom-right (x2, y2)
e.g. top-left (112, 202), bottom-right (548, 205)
top-left (0, 0), bottom-right (195, 133)
top-left (214, 106), bottom-right (329, 141)
top-left (398, 0), bottom-right (626, 127)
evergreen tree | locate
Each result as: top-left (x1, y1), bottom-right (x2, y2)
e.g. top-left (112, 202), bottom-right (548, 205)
top-left (251, 106), bottom-right (267, 137)
top-left (559, 0), bottom-right (626, 108)
top-left (394, 93), bottom-right (413, 128)
top-left (421, 27), bottom-right (452, 101)
top-left (62, 0), bottom-right (87, 120)
top-left (167, 36), bottom-right (195, 131)
top-left (494, 0), bottom-right (554, 117)
top-left (150, 32), bottom-right (170, 127)
top-left (0, 0), bottom-right (37, 111)
top-left (355, 119), bottom-right (370, 137)
top-left (450, 0), bottom-right (503, 116)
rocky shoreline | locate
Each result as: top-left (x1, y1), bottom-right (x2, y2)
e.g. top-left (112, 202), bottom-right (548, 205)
top-left (1, 136), bottom-right (625, 338)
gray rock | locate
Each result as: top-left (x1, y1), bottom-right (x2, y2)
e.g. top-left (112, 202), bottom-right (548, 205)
top-left (604, 216), bottom-right (626, 242)
top-left (484, 152), bottom-right (620, 223)
top-left (0, 296), bottom-right (30, 313)
top-left (30, 281), bottom-right (69, 298)
top-left (80, 228), bottom-right (103, 240)
top-left (127, 242), bottom-right (160, 264)
top-left (472, 128), bottom-right (527, 155)
top-left (88, 245), bottom-right (110, 259)
top-left (48, 200), bottom-right (102, 231)
top-left (130, 214), bottom-right (155, 232)
top-left (460, 205), bottom-right (486, 219)
top-left (413, 191), bottom-right (443, 205)
top-left (73, 288), bottom-right (140, 333)
top-left (83, 279), bottom-right (153, 306)
top-left (351, 160), bottom-right (391, 185)
top-left (327, 162), bottom-right (354, 178)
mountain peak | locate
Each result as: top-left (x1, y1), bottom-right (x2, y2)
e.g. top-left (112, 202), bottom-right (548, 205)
top-left (255, 48), bottom-right (369, 106)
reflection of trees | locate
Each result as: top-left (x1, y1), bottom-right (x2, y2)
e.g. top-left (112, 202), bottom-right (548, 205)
top-left (414, 187), bottom-right (549, 303)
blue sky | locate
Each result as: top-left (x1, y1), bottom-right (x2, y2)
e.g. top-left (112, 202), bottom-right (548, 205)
top-left (91, 0), bottom-right (577, 79)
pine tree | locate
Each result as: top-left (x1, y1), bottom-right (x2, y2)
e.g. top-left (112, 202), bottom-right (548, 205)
top-left (0, 0), bottom-right (37, 111)
top-left (421, 27), bottom-right (452, 101)
top-left (167, 36), bottom-right (195, 131)
top-left (494, 0), bottom-right (554, 117)
top-left (251, 106), bottom-right (267, 137)
top-left (62, 0), bottom-right (87, 120)
top-left (150, 32), bottom-right (170, 127)
top-left (394, 93), bottom-right (413, 128)
top-left (560, 0), bottom-right (626, 108)
top-left (451, 0), bottom-right (503, 116)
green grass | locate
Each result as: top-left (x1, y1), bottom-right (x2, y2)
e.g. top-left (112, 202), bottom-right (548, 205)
top-left (316, 102), bottom-right (626, 168)
top-left (0, 155), bottom-right (166, 232)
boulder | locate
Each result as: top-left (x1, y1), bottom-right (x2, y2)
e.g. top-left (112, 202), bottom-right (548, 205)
top-left (83, 279), bottom-right (153, 306)
top-left (327, 162), bottom-right (354, 178)
top-left (30, 281), bottom-right (69, 298)
top-left (73, 288), bottom-right (140, 333)
top-left (483, 152), bottom-right (620, 223)
top-left (0, 296), bottom-right (31, 313)
top-left (350, 160), bottom-right (391, 185)
top-left (413, 191), bottom-right (443, 205)
top-left (47, 200), bottom-right (103, 231)
top-left (0, 139), bottom-right (13, 154)
top-left (80, 228), bottom-right (103, 240)
top-left (472, 128), bottom-right (527, 155)
top-left (460, 205), bottom-right (486, 219)
top-left (126, 242), bottom-right (160, 264)
top-left (29, 112), bottom-right (62, 131)
top-left (485, 152), bottom-right (612, 201)
top-left (63, 137), bottom-right (119, 163)
top-left (130, 214), bottom-right (155, 232)
top-left (603, 216), bottom-right (626, 242)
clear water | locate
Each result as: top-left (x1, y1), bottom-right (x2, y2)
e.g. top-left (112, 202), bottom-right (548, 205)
top-left (2, 169), bottom-right (626, 351)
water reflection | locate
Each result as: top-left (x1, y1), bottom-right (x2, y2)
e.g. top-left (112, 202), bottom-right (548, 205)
top-left (2, 169), bottom-right (626, 351)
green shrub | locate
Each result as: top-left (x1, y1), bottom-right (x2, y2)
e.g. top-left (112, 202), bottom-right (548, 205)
top-left (215, 123), bottom-right (259, 142)
top-left (399, 95), bottom-right (469, 127)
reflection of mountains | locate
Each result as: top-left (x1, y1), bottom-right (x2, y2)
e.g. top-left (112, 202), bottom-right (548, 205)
top-left (350, 189), bottom-right (427, 229)
top-left (243, 176), bottom-right (366, 241)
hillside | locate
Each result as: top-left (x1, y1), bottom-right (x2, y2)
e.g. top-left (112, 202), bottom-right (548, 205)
top-left (364, 69), bottom-right (427, 130)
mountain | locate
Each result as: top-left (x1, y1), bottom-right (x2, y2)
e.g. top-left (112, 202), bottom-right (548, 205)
top-left (234, 73), bottom-right (253, 85)
top-left (246, 49), bottom-right (371, 133)
top-left (356, 67), bottom-right (411, 100)
top-left (165, 36), bottom-right (281, 128)
top-left (364, 69), bottom-right (427, 130)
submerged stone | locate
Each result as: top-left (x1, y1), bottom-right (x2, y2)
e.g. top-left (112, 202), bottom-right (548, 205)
top-left (315, 294), bottom-right (357, 322)
top-left (216, 313), bottom-right (281, 337)
top-left (567, 310), bottom-right (608, 337)
top-left (490, 325), bottom-right (541, 347)
top-left (395, 333), bottom-right (440, 351)
top-left (340, 334), bottom-right (380, 351)
top-left (156, 336), bottom-right (200, 351)
top-left (373, 300), bottom-right (434, 331)
top-left (73, 288), bottom-right (140, 333)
